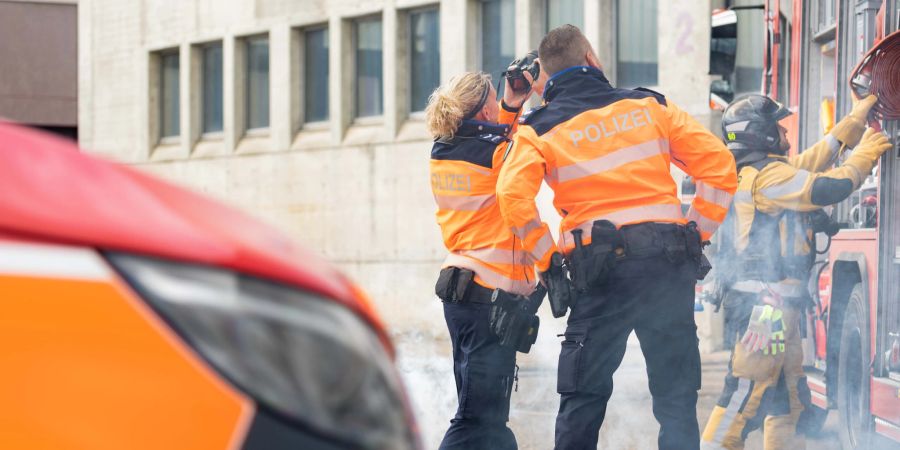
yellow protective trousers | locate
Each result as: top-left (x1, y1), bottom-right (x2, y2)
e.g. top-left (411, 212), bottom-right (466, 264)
top-left (701, 302), bottom-right (810, 450)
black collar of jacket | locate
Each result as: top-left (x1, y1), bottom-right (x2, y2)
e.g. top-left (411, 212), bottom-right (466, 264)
top-left (455, 119), bottom-right (510, 138)
top-left (543, 66), bottom-right (612, 103)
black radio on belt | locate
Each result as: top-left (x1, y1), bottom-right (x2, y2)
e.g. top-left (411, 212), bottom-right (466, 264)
top-left (566, 220), bottom-right (623, 292)
top-left (435, 267), bottom-right (475, 303)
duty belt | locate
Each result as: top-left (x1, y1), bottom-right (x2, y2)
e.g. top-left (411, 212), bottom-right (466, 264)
top-left (452, 283), bottom-right (496, 304)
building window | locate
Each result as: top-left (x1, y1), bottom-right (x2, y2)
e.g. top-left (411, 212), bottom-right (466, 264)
top-left (202, 43), bottom-right (223, 133)
top-left (616, 0), bottom-right (657, 88)
top-left (355, 17), bottom-right (383, 118)
top-left (546, 0), bottom-right (583, 31)
top-left (159, 50), bottom-right (180, 139)
top-left (245, 35), bottom-right (270, 130)
top-left (481, 0), bottom-right (515, 96)
top-left (409, 8), bottom-right (440, 113)
top-left (304, 27), bottom-right (330, 123)
top-left (732, 0), bottom-right (764, 95)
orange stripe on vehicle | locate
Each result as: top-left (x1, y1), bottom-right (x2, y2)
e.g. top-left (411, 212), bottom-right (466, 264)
top-left (0, 272), bottom-right (253, 450)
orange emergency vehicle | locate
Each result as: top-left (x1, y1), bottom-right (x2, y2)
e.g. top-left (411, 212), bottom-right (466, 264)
top-left (0, 123), bottom-right (420, 450)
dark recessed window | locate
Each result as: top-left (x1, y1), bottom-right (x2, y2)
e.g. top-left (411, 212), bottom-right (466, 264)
top-left (304, 27), bottom-right (330, 123)
top-left (409, 8), bottom-right (440, 113)
top-left (202, 43), bottom-right (223, 133)
top-left (246, 35), bottom-right (270, 130)
top-left (355, 17), bottom-right (383, 118)
top-left (546, 0), bottom-right (583, 31)
top-left (616, 0), bottom-right (658, 88)
top-left (159, 50), bottom-right (180, 139)
top-left (481, 0), bottom-right (515, 97)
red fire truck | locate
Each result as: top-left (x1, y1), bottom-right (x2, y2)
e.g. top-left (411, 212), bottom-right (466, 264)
top-left (710, 1), bottom-right (900, 448)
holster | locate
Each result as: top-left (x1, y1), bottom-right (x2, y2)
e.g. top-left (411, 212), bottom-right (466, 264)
top-left (685, 221), bottom-right (710, 280)
top-left (435, 267), bottom-right (475, 303)
top-left (489, 285), bottom-right (546, 353)
top-left (566, 220), bottom-right (623, 292)
top-left (544, 253), bottom-right (576, 318)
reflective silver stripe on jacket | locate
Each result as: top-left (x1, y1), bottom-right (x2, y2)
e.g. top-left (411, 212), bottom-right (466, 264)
top-left (546, 139), bottom-right (670, 185)
top-left (759, 170), bottom-right (810, 199)
top-left (433, 193), bottom-right (496, 211)
top-left (695, 180), bottom-right (734, 210)
top-left (512, 218), bottom-right (543, 240)
top-left (530, 232), bottom-right (555, 264)
top-left (458, 248), bottom-right (526, 266)
top-left (686, 207), bottom-right (722, 237)
top-left (443, 253), bottom-right (534, 296)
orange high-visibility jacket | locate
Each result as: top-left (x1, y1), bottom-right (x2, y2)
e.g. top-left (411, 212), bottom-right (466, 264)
top-left (430, 104), bottom-right (535, 295)
top-left (497, 67), bottom-right (737, 272)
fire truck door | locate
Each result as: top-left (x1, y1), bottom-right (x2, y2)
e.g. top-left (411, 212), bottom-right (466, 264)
top-left (880, 2), bottom-right (900, 377)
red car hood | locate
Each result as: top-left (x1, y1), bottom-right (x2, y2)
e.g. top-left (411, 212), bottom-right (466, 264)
top-left (0, 123), bottom-right (388, 344)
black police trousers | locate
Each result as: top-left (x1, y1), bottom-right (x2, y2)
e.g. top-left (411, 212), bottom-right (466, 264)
top-left (555, 255), bottom-right (701, 450)
top-left (439, 301), bottom-right (518, 450)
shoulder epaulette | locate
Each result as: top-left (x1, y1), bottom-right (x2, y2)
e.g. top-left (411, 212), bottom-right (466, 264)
top-left (476, 133), bottom-right (508, 145)
top-left (520, 105), bottom-right (547, 125)
top-left (633, 87), bottom-right (668, 106)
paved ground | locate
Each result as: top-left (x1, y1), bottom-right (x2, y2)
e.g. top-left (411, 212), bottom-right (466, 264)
top-left (401, 327), bottom-right (844, 449)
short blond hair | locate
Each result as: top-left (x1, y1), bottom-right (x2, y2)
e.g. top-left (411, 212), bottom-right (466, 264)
top-left (424, 72), bottom-right (492, 140)
top-left (539, 25), bottom-right (592, 75)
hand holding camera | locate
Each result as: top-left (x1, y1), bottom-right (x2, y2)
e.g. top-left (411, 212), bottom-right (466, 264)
top-left (502, 50), bottom-right (542, 109)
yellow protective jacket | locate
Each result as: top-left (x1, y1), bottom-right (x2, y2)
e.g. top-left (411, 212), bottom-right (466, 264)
top-left (496, 66), bottom-right (737, 271)
top-left (430, 104), bottom-right (535, 295)
top-left (729, 115), bottom-right (881, 296)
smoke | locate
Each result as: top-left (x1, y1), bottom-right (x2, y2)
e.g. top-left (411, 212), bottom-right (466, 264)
top-left (396, 303), bottom-right (667, 449)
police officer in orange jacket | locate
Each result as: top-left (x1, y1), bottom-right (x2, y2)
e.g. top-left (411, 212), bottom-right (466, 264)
top-left (496, 26), bottom-right (738, 450)
top-left (427, 65), bottom-right (545, 449)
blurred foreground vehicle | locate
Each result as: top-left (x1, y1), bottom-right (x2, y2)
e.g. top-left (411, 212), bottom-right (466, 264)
top-left (0, 123), bottom-right (420, 450)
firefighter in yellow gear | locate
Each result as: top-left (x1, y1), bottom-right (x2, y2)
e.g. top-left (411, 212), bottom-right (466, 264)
top-left (701, 94), bottom-right (893, 450)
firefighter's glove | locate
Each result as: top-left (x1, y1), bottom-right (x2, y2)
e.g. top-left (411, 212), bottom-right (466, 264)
top-left (541, 252), bottom-right (576, 318)
top-left (832, 95), bottom-right (878, 147)
top-left (855, 127), bottom-right (893, 161)
top-left (741, 305), bottom-right (785, 355)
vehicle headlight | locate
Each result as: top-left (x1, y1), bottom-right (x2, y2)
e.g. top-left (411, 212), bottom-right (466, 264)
top-left (107, 253), bottom-right (417, 450)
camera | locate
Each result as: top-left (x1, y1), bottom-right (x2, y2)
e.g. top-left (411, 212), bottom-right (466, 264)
top-left (503, 50), bottom-right (541, 93)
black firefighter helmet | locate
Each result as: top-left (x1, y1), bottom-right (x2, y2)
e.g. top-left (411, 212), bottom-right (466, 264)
top-left (721, 94), bottom-right (792, 167)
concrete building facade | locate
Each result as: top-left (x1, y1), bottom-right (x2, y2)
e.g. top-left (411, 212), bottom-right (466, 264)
top-left (78, 0), bottom-right (721, 446)
top-left (1, 0), bottom-right (78, 139)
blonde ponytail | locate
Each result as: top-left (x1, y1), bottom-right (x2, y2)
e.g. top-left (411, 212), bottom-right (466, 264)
top-left (425, 72), bottom-right (492, 140)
